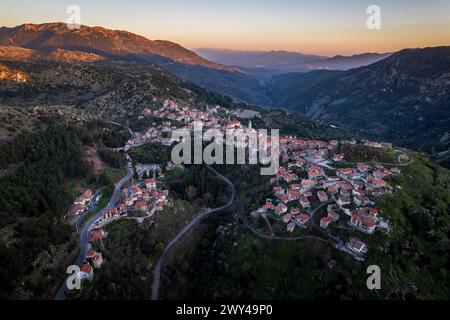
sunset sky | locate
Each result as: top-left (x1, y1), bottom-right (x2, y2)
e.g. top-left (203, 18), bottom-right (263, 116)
top-left (0, 0), bottom-right (449, 55)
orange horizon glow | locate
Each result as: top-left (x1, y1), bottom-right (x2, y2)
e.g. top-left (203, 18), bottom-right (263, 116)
top-left (0, 0), bottom-right (449, 57)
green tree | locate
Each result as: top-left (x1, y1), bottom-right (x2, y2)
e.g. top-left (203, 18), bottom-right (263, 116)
top-left (185, 185), bottom-right (197, 201)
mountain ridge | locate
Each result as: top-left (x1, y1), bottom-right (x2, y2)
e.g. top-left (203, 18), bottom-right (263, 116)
top-left (194, 48), bottom-right (392, 73)
top-left (1, 22), bottom-right (448, 166)
top-left (0, 45), bottom-right (106, 62)
top-left (0, 23), bottom-right (276, 105)
top-left (0, 22), bottom-right (238, 72)
top-left (269, 46), bottom-right (450, 167)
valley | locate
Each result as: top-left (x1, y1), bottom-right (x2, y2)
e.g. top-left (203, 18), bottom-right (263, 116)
top-left (0, 23), bottom-right (448, 170)
top-left (0, 20), bottom-right (449, 302)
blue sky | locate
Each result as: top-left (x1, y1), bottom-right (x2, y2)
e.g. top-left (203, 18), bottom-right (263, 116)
top-left (0, 0), bottom-right (449, 55)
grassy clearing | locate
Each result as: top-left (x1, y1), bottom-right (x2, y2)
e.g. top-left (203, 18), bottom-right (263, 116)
top-left (152, 199), bottom-right (197, 245)
top-left (105, 218), bottom-right (139, 235)
top-left (341, 145), bottom-right (399, 163)
top-left (101, 166), bottom-right (125, 184)
top-left (222, 232), bottom-right (355, 299)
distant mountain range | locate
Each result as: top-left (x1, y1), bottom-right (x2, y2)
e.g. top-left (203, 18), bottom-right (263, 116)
top-left (194, 48), bottom-right (392, 74)
top-left (305, 52), bottom-right (393, 71)
top-left (269, 46), bottom-right (450, 166)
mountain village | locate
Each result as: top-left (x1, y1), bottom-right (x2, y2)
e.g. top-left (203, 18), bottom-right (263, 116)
top-left (67, 98), bottom-right (407, 282)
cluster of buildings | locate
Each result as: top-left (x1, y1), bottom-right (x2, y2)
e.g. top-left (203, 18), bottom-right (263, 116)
top-left (89, 178), bottom-right (170, 231)
top-left (121, 178), bottom-right (170, 216)
top-left (125, 135), bottom-right (147, 149)
top-left (75, 165), bottom-right (172, 285)
top-left (78, 178), bottom-right (171, 283)
top-left (362, 139), bottom-right (393, 149)
top-left (135, 163), bottom-right (162, 180)
top-left (137, 99), bottom-right (262, 148)
top-left (77, 248), bottom-right (104, 282)
top-left (74, 101), bottom-right (188, 286)
top-left (123, 99), bottom-right (405, 262)
top-left (68, 189), bottom-right (95, 217)
top-left (141, 99), bottom-right (224, 142)
top-left (256, 136), bottom-right (402, 258)
top-left (128, 99), bottom-right (224, 148)
top-left (145, 99), bottom-right (221, 127)
top-left (78, 229), bottom-right (106, 282)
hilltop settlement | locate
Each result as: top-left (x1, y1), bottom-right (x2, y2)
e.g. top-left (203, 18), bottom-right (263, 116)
top-left (68, 98), bottom-right (408, 284)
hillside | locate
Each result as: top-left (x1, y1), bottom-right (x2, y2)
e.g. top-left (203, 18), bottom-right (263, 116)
top-left (0, 105), bottom-right (97, 141)
top-left (0, 58), bottom-right (235, 121)
top-left (158, 149), bottom-right (450, 300)
top-left (0, 45), bottom-right (105, 62)
top-left (306, 52), bottom-right (392, 70)
top-left (194, 48), bottom-right (391, 74)
top-left (269, 70), bottom-right (345, 109)
top-left (1, 35), bottom-right (450, 301)
top-left (0, 23), bottom-right (232, 71)
top-left (0, 55), bottom-right (351, 301)
top-left (194, 49), bottom-right (325, 73)
top-left (0, 23), bottom-right (272, 105)
top-left (269, 47), bottom-right (450, 167)
top-left (0, 54), bottom-right (349, 141)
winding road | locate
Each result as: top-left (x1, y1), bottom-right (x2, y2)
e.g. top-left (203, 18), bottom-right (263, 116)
top-left (55, 120), bottom-right (137, 300)
top-left (242, 199), bottom-right (333, 242)
top-left (107, 121), bottom-right (138, 138)
top-left (245, 221), bottom-right (330, 243)
top-left (55, 164), bottom-right (134, 300)
top-left (151, 165), bottom-right (236, 300)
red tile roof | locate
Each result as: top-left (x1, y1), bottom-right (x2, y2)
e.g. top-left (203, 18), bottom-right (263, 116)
top-left (88, 229), bottom-right (104, 243)
top-left (135, 201), bottom-right (148, 208)
top-left (298, 214), bottom-right (310, 223)
top-left (321, 216), bottom-right (333, 224)
top-left (86, 249), bottom-right (96, 258)
top-left (80, 263), bottom-right (93, 274)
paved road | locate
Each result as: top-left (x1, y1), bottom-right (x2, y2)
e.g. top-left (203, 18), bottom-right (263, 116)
top-left (151, 165), bottom-right (236, 300)
top-left (107, 121), bottom-right (138, 138)
top-left (261, 213), bottom-right (274, 236)
top-left (54, 163), bottom-right (134, 300)
top-left (55, 121), bottom-right (141, 300)
top-left (245, 219), bottom-right (329, 243)
top-left (242, 199), bottom-right (332, 242)
top-left (75, 188), bottom-right (103, 233)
